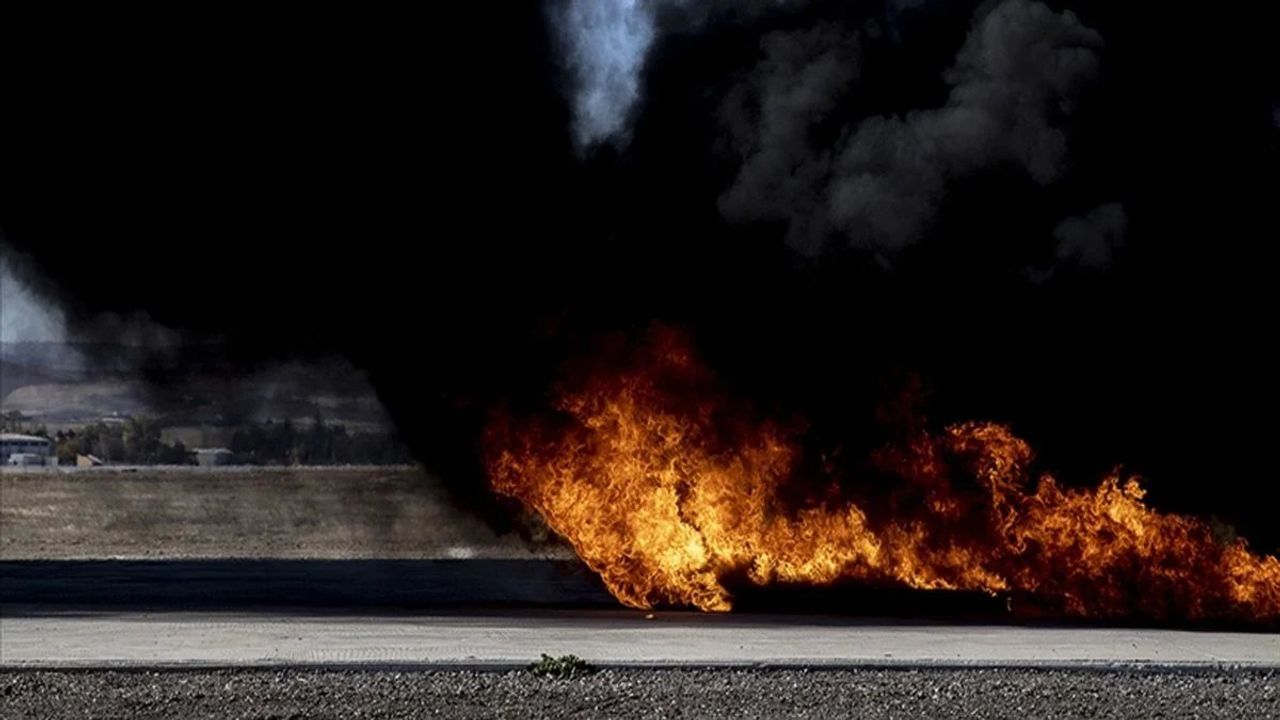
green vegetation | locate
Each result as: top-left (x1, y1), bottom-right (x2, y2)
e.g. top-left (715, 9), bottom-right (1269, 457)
top-left (228, 413), bottom-right (410, 465)
top-left (51, 418), bottom-right (190, 465)
top-left (528, 654), bottom-right (596, 679)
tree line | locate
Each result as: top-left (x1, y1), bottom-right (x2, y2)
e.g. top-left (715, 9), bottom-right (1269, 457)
top-left (228, 414), bottom-right (411, 465)
top-left (8, 413), bottom-right (410, 466)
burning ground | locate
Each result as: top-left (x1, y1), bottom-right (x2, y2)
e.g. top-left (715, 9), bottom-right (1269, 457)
top-left (486, 327), bottom-right (1280, 623)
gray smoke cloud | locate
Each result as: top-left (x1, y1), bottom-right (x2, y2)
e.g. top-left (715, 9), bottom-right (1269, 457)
top-left (552, 0), bottom-right (1113, 266)
top-left (1052, 202), bottom-right (1127, 269)
top-left (718, 22), bottom-right (863, 247)
top-left (719, 0), bottom-right (1104, 256)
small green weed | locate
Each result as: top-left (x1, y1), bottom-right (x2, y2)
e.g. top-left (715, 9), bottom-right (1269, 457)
top-left (528, 653), bottom-right (595, 679)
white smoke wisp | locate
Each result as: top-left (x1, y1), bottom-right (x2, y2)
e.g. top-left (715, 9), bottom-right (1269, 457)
top-left (552, 0), bottom-right (659, 148)
top-left (552, 0), bottom-right (803, 148)
top-left (0, 245), bottom-right (68, 344)
top-left (0, 242), bottom-right (180, 350)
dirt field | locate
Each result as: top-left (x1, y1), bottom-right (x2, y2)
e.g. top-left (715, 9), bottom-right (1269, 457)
top-left (0, 467), bottom-right (561, 560)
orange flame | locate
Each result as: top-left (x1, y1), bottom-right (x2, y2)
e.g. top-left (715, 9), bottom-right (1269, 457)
top-left (485, 329), bottom-right (1280, 622)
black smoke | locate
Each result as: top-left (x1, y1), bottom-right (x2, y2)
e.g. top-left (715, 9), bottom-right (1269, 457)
top-left (718, 0), bottom-right (1105, 256)
top-left (1, 1), bottom-right (1277, 548)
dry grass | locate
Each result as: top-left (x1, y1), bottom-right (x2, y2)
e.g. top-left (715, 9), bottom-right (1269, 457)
top-left (0, 467), bottom-right (566, 560)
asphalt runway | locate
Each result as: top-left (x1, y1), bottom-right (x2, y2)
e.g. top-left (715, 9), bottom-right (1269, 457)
top-left (3, 559), bottom-right (1276, 670)
top-left (4, 561), bottom-right (1277, 718)
top-left (3, 610), bottom-right (1277, 668)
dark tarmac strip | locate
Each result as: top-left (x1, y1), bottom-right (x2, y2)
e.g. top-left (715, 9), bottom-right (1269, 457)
top-left (0, 559), bottom-right (616, 608)
top-left (2, 667), bottom-right (1277, 719)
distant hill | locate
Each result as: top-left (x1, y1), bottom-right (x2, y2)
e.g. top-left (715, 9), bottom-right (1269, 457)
top-left (0, 342), bottom-right (394, 432)
top-left (0, 341), bottom-right (157, 375)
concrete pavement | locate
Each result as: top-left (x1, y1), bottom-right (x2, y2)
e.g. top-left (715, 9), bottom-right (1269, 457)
top-left (2, 610), bottom-right (1276, 668)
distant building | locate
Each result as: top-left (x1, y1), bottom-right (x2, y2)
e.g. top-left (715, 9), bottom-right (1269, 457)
top-left (194, 448), bottom-right (235, 467)
top-left (1, 433), bottom-right (51, 465)
top-left (76, 454), bottom-right (105, 468)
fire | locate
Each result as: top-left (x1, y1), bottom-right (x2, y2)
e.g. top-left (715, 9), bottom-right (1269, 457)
top-left (484, 328), bottom-right (1280, 622)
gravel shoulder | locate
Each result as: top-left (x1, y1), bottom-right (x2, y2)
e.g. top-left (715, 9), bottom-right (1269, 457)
top-left (2, 667), bottom-right (1276, 719)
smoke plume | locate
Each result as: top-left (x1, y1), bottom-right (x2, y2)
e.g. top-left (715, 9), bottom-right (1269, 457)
top-left (719, 0), bottom-right (1103, 255)
top-left (3, 1), bottom-right (1277, 556)
top-left (1, 242), bottom-right (179, 350)
top-left (1051, 202), bottom-right (1127, 270)
top-left (551, 0), bottom-right (660, 148)
top-left (1, 244), bottom-right (66, 344)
